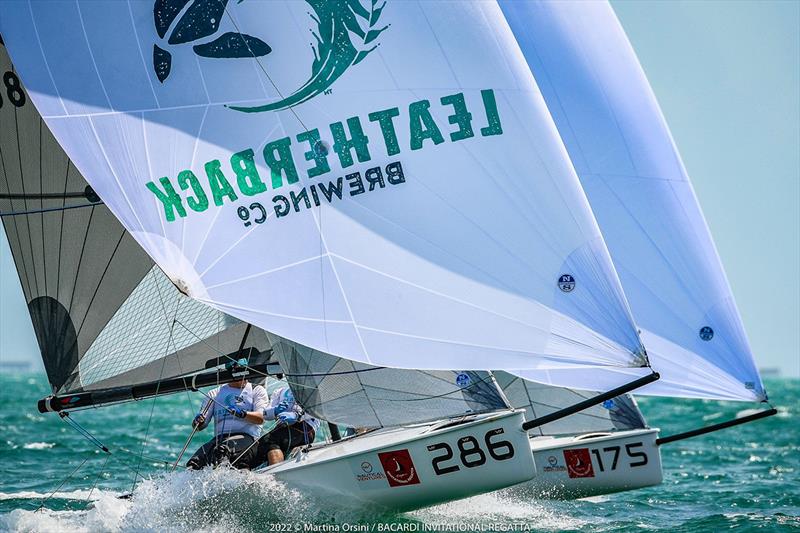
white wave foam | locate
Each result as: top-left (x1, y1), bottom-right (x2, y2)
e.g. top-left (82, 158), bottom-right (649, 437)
top-left (412, 490), bottom-right (588, 530)
top-left (0, 489), bottom-right (114, 501)
top-left (22, 442), bottom-right (54, 450)
top-left (1, 467), bottom-right (584, 532)
top-left (2, 492), bottom-right (127, 533)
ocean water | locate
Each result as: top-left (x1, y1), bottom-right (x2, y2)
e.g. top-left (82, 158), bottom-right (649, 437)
top-left (0, 374), bottom-right (797, 532)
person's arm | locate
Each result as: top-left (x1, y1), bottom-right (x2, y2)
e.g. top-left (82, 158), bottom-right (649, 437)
top-left (230, 384), bottom-right (266, 424)
top-left (193, 397), bottom-right (212, 430)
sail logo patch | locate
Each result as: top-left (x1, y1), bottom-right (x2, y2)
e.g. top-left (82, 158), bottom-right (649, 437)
top-left (151, 0), bottom-right (389, 112)
top-left (699, 326), bottom-right (714, 341)
top-left (563, 448), bottom-right (595, 478)
top-left (378, 449), bottom-right (420, 487)
top-left (558, 274), bottom-right (575, 293)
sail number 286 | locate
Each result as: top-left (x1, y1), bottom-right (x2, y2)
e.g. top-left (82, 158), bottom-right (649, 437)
top-left (427, 427), bottom-right (515, 476)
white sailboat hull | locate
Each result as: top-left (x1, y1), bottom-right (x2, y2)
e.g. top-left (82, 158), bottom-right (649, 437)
top-left (506, 428), bottom-right (663, 499)
top-left (259, 410), bottom-right (534, 512)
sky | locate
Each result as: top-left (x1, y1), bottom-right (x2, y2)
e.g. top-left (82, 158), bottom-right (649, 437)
top-left (1, 1), bottom-right (798, 378)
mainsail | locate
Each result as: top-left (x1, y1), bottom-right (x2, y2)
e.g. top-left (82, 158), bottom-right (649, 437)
top-left (0, 39), bottom-right (262, 401)
top-left (0, 1), bottom-right (649, 375)
top-left (499, 0), bottom-right (765, 401)
top-left (269, 332), bottom-right (508, 428)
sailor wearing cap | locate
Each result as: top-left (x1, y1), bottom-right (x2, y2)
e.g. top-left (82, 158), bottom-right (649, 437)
top-left (186, 358), bottom-right (269, 470)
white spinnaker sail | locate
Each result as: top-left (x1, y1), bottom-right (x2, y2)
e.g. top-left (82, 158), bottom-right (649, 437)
top-left (500, 0), bottom-right (765, 401)
top-left (0, 1), bottom-right (646, 373)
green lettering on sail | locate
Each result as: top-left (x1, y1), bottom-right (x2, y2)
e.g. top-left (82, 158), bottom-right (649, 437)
top-left (409, 99), bottom-right (444, 150)
top-left (296, 129), bottom-right (331, 178)
top-left (178, 170), bottom-right (209, 212)
top-left (231, 149), bottom-right (267, 196)
top-left (441, 93), bottom-right (474, 142)
top-left (263, 137), bottom-right (300, 189)
top-left (146, 177), bottom-right (186, 222)
top-left (205, 159), bottom-right (238, 206)
top-left (369, 107), bottom-right (401, 156)
top-left (331, 117), bottom-right (371, 168)
top-left (480, 89), bottom-right (503, 137)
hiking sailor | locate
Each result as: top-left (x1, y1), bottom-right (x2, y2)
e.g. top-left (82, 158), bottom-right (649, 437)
top-left (187, 358), bottom-right (268, 470)
top-left (253, 386), bottom-right (320, 466)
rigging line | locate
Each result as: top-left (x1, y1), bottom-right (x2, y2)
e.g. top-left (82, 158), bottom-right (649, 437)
top-left (129, 304), bottom-right (179, 494)
top-left (85, 453), bottom-right (111, 503)
top-left (361, 373), bottom-right (499, 402)
top-left (152, 270), bottom-right (197, 412)
top-left (59, 412), bottom-right (110, 453)
top-left (39, 119), bottom-right (46, 298)
top-left (0, 191), bottom-right (94, 199)
top-left (216, 0), bottom-right (310, 133)
top-left (0, 201), bottom-right (103, 217)
top-left (171, 318), bottom-right (389, 378)
top-left (33, 452), bottom-right (92, 513)
top-left (129, 356), bottom-right (167, 494)
top-left (55, 158), bottom-right (70, 302)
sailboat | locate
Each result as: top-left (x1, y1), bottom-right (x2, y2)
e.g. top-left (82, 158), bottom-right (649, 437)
top-left (0, 1), bottom-right (661, 512)
top-left (490, 0), bottom-right (776, 499)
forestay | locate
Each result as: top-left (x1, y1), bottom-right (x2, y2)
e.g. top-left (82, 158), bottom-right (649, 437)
top-left (268, 332), bottom-right (508, 428)
top-left (493, 371), bottom-right (646, 437)
top-left (499, 0), bottom-right (765, 401)
top-left (0, 39), bottom-right (255, 397)
top-left (0, 1), bottom-right (647, 373)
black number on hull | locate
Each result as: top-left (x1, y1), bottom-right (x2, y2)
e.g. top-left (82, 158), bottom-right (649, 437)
top-left (427, 443), bottom-right (459, 476)
top-left (590, 441), bottom-right (649, 472)
top-left (428, 427), bottom-right (516, 476)
top-left (457, 436), bottom-right (486, 467)
top-left (626, 442), bottom-right (648, 467)
top-left (485, 427), bottom-right (515, 460)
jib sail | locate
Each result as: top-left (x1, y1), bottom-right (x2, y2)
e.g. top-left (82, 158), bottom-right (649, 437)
top-left (268, 332), bottom-right (509, 428)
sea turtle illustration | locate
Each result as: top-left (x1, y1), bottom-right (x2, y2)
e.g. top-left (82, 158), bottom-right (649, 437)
top-left (152, 0), bottom-right (388, 112)
top-left (152, 0), bottom-right (272, 83)
top-left (229, 0), bottom-right (389, 113)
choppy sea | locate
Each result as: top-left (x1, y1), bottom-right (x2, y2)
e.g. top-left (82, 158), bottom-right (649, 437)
top-left (0, 373), bottom-right (797, 532)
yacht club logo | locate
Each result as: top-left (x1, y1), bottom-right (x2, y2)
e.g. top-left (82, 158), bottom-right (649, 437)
top-left (563, 448), bottom-right (595, 479)
top-left (152, 0), bottom-right (389, 112)
top-left (378, 449), bottom-right (420, 487)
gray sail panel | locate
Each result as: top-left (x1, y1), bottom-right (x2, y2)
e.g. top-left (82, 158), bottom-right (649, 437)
top-left (72, 266), bottom-right (254, 392)
top-left (493, 371), bottom-right (646, 436)
top-left (1, 40), bottom-right (255, 398)
top-left (0, 41), bottom-right (155, 393)
top-left (266, 332), bottom-right (509, 428)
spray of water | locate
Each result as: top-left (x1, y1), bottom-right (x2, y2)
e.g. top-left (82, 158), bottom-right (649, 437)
top-left (1, 467), bottom-right (580, 532)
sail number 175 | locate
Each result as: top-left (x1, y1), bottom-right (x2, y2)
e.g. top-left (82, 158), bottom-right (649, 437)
top-left (427, 427), bottom-right (515, 476)
top-left (590, 442), bottom-right (648, 472)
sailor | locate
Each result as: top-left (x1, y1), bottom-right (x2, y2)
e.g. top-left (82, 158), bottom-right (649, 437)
top-left (252, 386), bottom-right (320, 467)
top-left (187, 358), bottom-right (268, 470)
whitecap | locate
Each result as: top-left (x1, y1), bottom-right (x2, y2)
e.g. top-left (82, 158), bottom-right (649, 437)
top-left (22, 442), bottom-right (54, 450)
